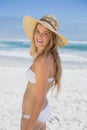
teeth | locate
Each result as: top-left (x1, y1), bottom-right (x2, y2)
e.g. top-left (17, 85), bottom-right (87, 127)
top-left (38, 40), bottom-right (42, 43)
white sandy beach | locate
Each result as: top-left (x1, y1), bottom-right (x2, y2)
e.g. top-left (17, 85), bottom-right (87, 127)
top-left (0, 56), bottom-right (87, 130)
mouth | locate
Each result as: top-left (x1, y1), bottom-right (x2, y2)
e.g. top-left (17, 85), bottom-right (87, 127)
top-left (36, 39), bottom-right (43, 44)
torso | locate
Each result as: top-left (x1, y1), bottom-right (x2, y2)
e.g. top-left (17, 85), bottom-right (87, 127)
top-left (22, 54), bottom-right (55, 115)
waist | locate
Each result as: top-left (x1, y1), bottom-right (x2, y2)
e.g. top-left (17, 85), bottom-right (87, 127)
top-left (22, 91), bottom-right (48, 113)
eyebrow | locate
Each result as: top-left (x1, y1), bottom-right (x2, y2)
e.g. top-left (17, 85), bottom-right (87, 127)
top-left (36, 28), bottom-right (50, 33)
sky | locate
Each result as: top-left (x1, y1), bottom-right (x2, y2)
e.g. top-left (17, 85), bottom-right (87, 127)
top-left (0, 0), bottom-right (87, 41)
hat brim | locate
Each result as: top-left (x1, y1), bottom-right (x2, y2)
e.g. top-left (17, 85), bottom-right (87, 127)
top-left (23, 16), bottom-right (68, 47)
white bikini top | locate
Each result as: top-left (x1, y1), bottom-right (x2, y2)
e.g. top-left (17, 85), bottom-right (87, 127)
top-left (26, 68), bottom-right (54, 84)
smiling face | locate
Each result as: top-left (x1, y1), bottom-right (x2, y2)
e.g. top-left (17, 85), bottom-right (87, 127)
top-left (34, 24), bottom-right (51, 52)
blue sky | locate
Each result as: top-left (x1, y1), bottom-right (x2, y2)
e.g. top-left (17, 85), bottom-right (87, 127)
top-left (0, 0), bottom-right (87, 41)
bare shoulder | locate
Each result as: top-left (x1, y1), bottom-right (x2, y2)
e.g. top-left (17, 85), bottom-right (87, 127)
top-left (34, 54), bottom-right (54, 73)
top-left (35, 56), bottom-right (49, 68)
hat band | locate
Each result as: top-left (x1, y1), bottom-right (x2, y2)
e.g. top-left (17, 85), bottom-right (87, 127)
top-left (40, 18), bottom-right (56, 31)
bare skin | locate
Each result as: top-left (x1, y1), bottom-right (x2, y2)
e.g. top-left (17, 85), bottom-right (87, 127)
top-left (20, 55), bottom-right (54, 130)
top-left (20, 24), bottom-right (55, 130)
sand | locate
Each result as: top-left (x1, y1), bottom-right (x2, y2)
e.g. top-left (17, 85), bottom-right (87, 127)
top-left (0, 60), bottom-right (87, 130)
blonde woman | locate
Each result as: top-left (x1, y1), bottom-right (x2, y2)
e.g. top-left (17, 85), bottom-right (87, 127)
top-left (20, 15), bottom-right (68, 130)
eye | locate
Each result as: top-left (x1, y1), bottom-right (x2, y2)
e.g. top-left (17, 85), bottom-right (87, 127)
top-left (43, 32), bottom-right (49, 37)
top-left (35, 29), bottom-right (39, 33)
top-left (44, 33), bottom-right (49, 35)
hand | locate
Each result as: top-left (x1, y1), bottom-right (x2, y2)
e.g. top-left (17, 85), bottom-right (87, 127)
top-left (26, 129), bottom-right (33, 130)
top-left (26, 126), bottom-right (33, 130)
top-left (26, 128), bottom-right (33, 130)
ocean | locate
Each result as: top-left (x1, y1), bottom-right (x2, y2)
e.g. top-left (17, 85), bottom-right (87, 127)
top-left (0, 40), bottom-right (87, 68)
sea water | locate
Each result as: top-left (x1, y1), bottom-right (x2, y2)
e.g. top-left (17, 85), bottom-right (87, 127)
top-left (0, 40), bottom-right (87, 68)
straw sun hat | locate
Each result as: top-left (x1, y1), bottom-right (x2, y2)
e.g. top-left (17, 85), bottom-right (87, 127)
top-left (23, 15), bottom-right (68, 47)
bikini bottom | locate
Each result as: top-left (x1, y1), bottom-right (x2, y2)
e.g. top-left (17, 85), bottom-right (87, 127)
top-left (22, 104), bottom-right (51, 122)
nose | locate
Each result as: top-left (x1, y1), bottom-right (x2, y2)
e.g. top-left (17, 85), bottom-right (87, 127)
top-left (38, 33), bottom-right (43, 39)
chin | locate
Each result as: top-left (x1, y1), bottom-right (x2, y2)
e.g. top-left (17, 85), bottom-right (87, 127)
top-left (36, 44), bottom-right (43, 48)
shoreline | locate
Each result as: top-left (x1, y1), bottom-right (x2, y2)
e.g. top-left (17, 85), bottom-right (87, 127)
top-left (0, 55), bottom-right (87, 69)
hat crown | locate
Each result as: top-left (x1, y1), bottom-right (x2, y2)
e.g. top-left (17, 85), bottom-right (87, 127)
top-left (40, 15), bottom-right (59, 31)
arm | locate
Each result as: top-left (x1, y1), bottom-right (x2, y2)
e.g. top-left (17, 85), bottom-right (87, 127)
top-left (26, 57), bottom-right (49, 130)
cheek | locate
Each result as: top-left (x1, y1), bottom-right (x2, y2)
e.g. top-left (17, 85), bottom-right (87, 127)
top-left (45, 37), bottom-right (50, 45)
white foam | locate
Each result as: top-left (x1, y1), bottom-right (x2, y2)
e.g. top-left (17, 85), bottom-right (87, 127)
top-left (69, 40), bottom-right (87, 44)
top-left (0, 49), bottom-right (31, 58)
top-left (0, 38), bottom-right (30, 42)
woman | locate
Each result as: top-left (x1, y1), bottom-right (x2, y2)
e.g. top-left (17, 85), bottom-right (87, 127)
top-left (20, 15), bottom-right (68, 130)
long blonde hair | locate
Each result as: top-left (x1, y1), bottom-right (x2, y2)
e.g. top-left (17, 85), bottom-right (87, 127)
top-left (30, 24), bottom-right (62, 92)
